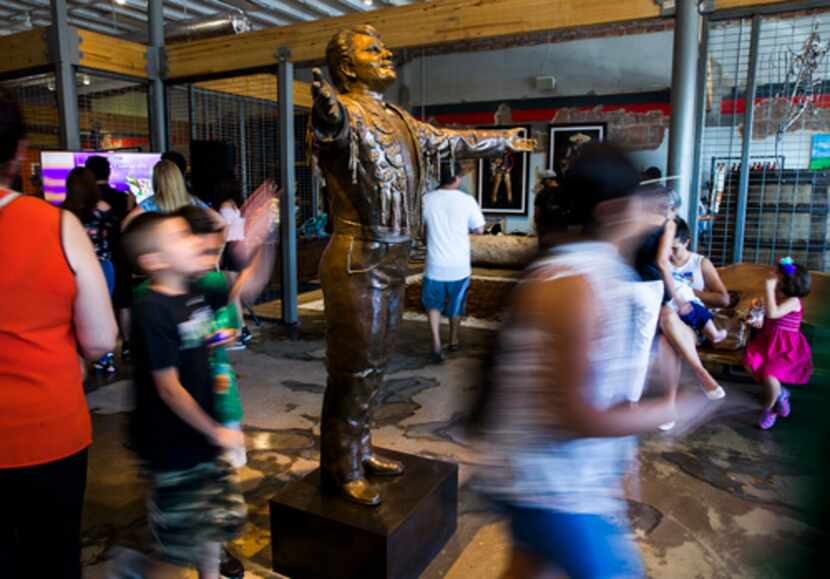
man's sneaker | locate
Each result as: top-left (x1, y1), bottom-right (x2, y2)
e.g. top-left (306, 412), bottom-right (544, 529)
top-left (226, 340), bottom-right (246, 352)
top-left (430, 350), bottom-right (445, 364)
top-left (94, 353), bottom-right (117, 374)
top-left (220, 547), bottom-right (245, 579)
top-left (121, 343), bottom-right (131, 362)
top-left (240, 326), bottom-right (253, 345)
top-left (774, 388), bottom-right (791, 418)
top-left (758, 409), bottom-right (778, 430)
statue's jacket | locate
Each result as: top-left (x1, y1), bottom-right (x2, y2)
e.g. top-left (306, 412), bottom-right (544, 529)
top-left (311, 92), bottom-right (513, 249)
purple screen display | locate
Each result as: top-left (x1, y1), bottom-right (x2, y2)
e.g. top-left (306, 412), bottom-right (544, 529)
top-left (41, 151), bottom-right (161, 205)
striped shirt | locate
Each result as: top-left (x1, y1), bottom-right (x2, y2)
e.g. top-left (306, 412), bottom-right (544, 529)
top-left (479, 241), bottom-right (640, 516)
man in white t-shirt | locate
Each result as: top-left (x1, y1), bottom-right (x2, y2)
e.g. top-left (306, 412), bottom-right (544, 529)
top-left (422, 160), bottom-right (486, 363)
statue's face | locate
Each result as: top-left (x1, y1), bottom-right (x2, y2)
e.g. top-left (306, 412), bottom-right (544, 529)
top-left (348, 33), bottom-right (396, 91)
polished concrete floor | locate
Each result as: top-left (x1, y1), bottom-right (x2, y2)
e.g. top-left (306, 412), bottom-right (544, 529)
top-left (81, 311), bottom-right (824, 578)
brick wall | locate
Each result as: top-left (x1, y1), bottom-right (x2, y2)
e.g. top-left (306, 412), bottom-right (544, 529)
top-left (552, 106), bottom-right (669, 151)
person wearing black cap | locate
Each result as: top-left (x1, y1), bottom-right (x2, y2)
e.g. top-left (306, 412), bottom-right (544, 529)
top-left (475, 144), bottom-right (709, 579)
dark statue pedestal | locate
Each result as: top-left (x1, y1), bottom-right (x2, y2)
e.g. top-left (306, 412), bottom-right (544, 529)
top-left (269, 449), bottom-right (458, 579)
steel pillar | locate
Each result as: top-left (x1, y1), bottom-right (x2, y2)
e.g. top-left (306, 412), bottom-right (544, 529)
top-left (688, 17), bottom-right (710, 251)
top-left (49, 0), bottom-right (80, 151)
top-left (239, 99), bottom-right (249, 196)
top-left (278, 49), bottom-right (298, 326)
top-left (148, 0), bottom-right (167, 152)
top-left (733, 15), bottom-right (762, 264)
top-left (667, 0), bottom-right (702, 220)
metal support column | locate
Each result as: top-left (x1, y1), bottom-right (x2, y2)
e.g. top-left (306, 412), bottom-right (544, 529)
top-left (147, 0), bottom-right (167, 152)
top-left (667, 0), bottom-right (702, 219)
top-left (733, 15), bottom-right (761, 264)
top-left (188, 84), bottom-right (197, 140)
top-left (688, 16), bottom-right (710, 251)
top-left (278, 49), bottom-right (298, 326)
top-left (49, 0), bottom-right (80, 150)
top-left (239, 100), bottom-right (249, 196)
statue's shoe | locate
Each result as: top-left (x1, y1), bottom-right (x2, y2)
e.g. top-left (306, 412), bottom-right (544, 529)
top-left (363, 455), bottom-right (405, 476)
top-left (339, 479), bottom-right (382, 506)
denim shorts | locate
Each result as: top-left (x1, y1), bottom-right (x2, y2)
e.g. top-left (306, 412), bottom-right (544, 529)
top-left (680, 301), bottom-right (713, 333)
top-left (421, 276), bottom-right (471, 317)
top-left (506, 504), bottom-right (644, 579)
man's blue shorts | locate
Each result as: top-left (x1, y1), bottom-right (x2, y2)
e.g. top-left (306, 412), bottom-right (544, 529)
top-left (421, 276), bottom-right (471, 318)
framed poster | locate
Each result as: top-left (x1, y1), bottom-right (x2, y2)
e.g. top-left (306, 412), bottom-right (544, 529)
top-left (548, 123), bottom-right (606, 176)
top-left (476, 125), bottom-right (531, 215)
top-left (809, 134), bottom-right (830, 170)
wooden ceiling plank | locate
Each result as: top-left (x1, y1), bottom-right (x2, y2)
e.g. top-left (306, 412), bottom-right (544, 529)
top-left (0, 27), bottom-right (51, 75)
top-left (165, 0), bottom-right (798, 79)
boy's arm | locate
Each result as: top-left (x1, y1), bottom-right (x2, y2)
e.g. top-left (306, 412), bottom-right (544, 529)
top-left (153, 368), bottom-right (243, 449)
top-left (231, 243), bottom-right (276, 305)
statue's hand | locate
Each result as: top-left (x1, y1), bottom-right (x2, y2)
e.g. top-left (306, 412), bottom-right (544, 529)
top-left (312, 68), bottom-right (342, 126)
top-left (506, 128), bottom-right (536, 153)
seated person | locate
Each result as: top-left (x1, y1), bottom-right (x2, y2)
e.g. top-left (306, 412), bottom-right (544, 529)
top-left (669, 217), bottom-right (730, 344)
top-left (670, 272), bottom-right (727, 344)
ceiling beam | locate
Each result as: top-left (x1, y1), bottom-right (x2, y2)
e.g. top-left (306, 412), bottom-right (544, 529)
top-left (166, 0), bottom-right (665, 78)
top-left (165, 0), bottom-right (802, 80)
top-left (0, 27), bottom-right (50, 74)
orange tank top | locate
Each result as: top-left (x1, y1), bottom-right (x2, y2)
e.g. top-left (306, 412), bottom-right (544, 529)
top-left (0, 188), bottom-right (91, 468)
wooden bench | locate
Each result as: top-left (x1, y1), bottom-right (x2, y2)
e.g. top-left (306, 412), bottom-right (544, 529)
top-left (699, 263), bottom-right (830, 372)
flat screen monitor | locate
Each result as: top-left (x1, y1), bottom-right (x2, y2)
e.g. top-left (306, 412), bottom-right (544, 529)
top-left (40, 151), bottom-right (162, 205)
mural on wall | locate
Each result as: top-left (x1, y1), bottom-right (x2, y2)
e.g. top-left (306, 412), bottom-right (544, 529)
top-left (475, 125), bottom-right (531, 215)
top-left (548, 123), bottom-right (606, 176)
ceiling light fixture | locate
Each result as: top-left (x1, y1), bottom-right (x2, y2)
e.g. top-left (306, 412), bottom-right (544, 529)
top-left (363, 0), bottom-right (374, 6)
top-left (82, 74), bottom-right (91, 86)
top-left (114, 0), bottom-right (127, 5)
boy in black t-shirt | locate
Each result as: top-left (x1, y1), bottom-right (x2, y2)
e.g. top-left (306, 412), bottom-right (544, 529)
top-left (122, 212), bottom-right (246, 578)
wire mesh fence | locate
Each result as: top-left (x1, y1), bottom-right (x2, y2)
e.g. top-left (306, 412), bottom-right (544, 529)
top-left (698, 8), bottom-right (830, 271)
top-left (76, 72), bottom-right (150, 151)
top-left (166, 76), bottom-right (314, 221)
top-left (0, 72), bottom-right (60, 197)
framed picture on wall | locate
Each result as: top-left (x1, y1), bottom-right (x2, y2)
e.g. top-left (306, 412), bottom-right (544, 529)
top-left (475, 125), bottom-right (531, 215)
top-left (548, 123), bottom-right (606, 176)
top-left (810, 134), bottom-right (830, 170)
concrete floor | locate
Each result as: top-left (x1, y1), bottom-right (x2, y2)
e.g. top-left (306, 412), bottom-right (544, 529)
top-left (81, 311), bottom-right (823, 578)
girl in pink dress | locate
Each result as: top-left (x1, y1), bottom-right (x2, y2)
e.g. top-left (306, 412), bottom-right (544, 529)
top-left (744, 257), bottom-right (813, 430)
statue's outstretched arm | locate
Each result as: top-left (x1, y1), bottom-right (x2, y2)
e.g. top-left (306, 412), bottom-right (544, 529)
top-left (415, 122), bottom-right (535, 159)
top-left (311, 68), bottom-right (348, 145)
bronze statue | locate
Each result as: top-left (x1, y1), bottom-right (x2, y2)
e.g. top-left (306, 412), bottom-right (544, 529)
top-left (310, 25), bottom-right (535, 506)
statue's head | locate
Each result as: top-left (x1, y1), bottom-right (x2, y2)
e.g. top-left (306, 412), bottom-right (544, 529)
top-left (326, 25), bottom-right (396, 93)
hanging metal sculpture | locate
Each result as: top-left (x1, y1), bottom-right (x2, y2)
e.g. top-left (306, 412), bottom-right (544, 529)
top-left (771, 21), bottom-right (830, 141)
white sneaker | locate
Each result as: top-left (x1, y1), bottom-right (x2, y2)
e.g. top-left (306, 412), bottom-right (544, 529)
top-left (659, 421), bottom-right (677, 431)
top-left (704, 385), bottom-right (726, 400)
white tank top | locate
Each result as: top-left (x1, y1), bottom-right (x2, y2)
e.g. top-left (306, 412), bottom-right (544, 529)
top-left (671, 252), bottom-right (705, 291)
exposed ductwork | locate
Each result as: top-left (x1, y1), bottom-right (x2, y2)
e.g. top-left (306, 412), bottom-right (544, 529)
top-left (165, 11), bottom-right (251, 43)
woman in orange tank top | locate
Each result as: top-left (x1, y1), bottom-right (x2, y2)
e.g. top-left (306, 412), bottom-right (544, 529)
top-left (0, 90), bottom-right (116, 579)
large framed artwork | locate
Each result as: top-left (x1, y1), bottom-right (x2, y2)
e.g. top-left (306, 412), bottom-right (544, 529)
top-left (548, 123), bottom-right (606, 176)
top-left (476, 125), bottom-right (531, 215)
